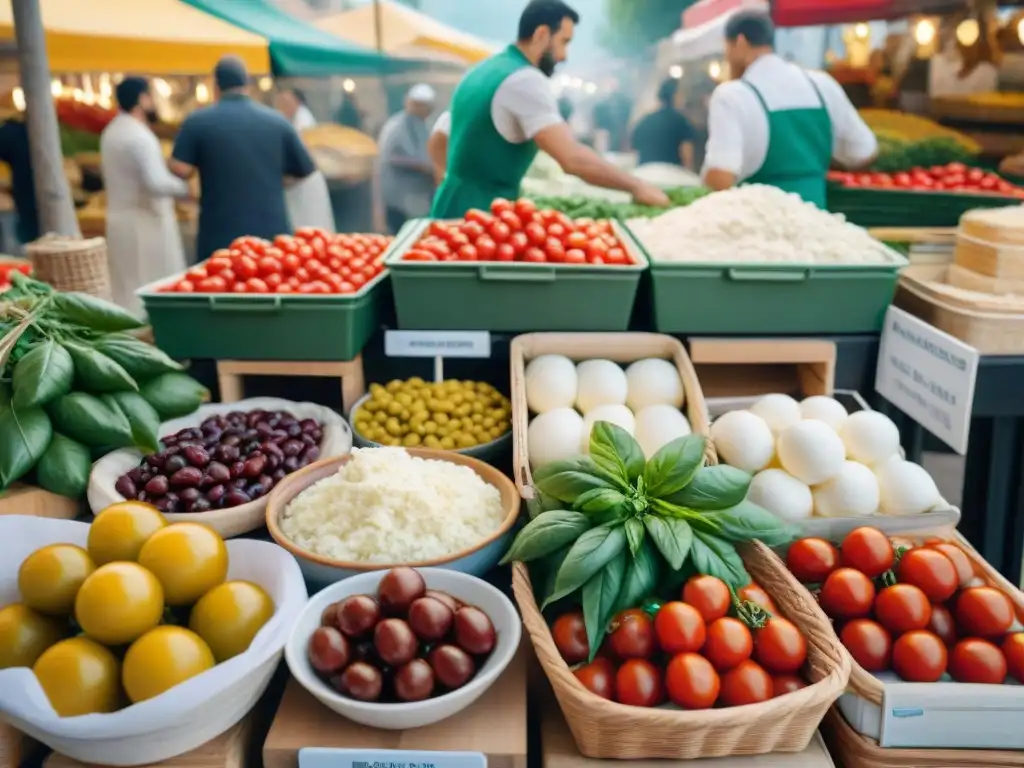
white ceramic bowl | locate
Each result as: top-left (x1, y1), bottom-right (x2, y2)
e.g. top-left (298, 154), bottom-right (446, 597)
top-left (284, 568), bottom-right (521, 730)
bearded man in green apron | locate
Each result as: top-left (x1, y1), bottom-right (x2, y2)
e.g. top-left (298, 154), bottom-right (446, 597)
top-left (431, 0), bottom-right (669, 219)
top-left (701, 11), bottom-right (877, 208)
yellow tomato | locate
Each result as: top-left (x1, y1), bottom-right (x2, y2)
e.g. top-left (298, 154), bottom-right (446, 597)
top-left (75, 563), bottom-right (164, 646)
top-left (189, 581), bottom-right (275, 662)
top-left (88, 502), bottom-right (166, 565)
top-left (137, 523), bottom-right (228, 607)
top-left (33, 637), bottom-right (121, 716)
top-left (122, 626), bottom-right (214, 703)
top-left (0, 603), bottom-right (69, 669)
top-left (18, 545), bottom-right (96, 616)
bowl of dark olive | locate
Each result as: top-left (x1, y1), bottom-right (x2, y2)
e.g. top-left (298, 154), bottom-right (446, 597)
top-left (284, 566), bottom-right (520, 729)
top-left (87, 398), bottom-right (352, 538)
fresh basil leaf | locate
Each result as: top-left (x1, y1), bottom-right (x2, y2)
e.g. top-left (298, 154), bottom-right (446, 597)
top-left (582, 548), bottom-right (627, 661)
top-left (664, 465), bottom-right (751, 510)
top-left (536, 545), bottom-right (571, 606)
top-left (590, 421), bottom-right (645, 483)
top-left (574, 487), bottom-right (627, 514)
top-left (690, 529), bottom-right (751, 587)
top-left (500, 510), bottom-right (592, 565)
top-left (533, 455), bottom-right (619, 503)
top-left (11, 340), bottom-right (75, 409)
top-left (625, 517), bottom-right (644, 557)
top-left (53, 292), bottom-right (144, 332)
top-left (705, 500), bottom-right (798, 548)
top-left (545, 524), bottom-right (627, 607)
top-left (615, 537), bottom-right (660, 613)
top-left (643, 515), bottom-right (692, 570)
top-left (93, 335), bottom-right (182, 379)
top-left (0, 405), bottom-right (52, 488)
top-left (643, 434), bottom-right (707, 499)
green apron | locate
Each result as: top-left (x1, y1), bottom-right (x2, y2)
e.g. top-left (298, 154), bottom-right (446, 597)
top-left (431, 46), bottom-right (539, 218)
top-left (743, 71), bottom-right (832, 208)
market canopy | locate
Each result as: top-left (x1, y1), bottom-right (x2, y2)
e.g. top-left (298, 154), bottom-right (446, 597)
top-left (182, 0), bottom-right (425, 76)
top-left (770, 0), bottom-right (974, 27)
top-left (314, 0), bottom-right (499, 66)
top-left (0, 0), bottom-right (270, 75)
top-left (674, 0), bottom-right (769, 61)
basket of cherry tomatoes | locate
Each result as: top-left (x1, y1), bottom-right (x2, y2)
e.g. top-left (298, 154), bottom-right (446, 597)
top-left (785, 527), bottom-right (1024, 750)
top-left (511, 540), bottom-right (850, 760)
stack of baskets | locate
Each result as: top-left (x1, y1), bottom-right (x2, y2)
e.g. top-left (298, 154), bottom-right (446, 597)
top-left (24, 235), bottom-right (111, 301)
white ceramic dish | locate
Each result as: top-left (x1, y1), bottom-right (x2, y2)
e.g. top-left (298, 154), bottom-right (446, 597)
top-left (88, 397), bottom-right (352, 538)
top-left (284, 568), bottom-right (521, 730)
top-left (0, 516), bottom-right (308, 766)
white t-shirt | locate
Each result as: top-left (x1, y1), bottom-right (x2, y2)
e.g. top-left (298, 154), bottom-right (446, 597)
top-left (702, 54), bottom-right (878, 182)
top-left (430, 69), bottom-right (562, 143)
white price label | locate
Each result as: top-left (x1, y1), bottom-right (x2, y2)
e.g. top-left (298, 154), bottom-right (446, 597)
top-left (874, 306), bottom-right (979, 455)
top-left (299, 748), bottom-right (487, 768)
top-left (385, 331), bottom-right (491, 359)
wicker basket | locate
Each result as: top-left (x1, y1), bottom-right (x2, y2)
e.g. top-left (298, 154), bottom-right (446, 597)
top-left (512, 539), bottom-right (851, 760)
top-left (510, 332), bottom-right (712, 499)
top-left (25, 235), bottom-right (110, 301)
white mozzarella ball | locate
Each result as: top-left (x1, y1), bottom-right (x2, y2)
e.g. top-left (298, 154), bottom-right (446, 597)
top-left (777, 419), bottom-right (846, 485)
top-left (710, 410), bottom-right (775, 473)
top-left (748, 469), bottom-right (813, 523)
top-left (525, 354), bottom-right (578, 414)
top-left (749, 393), bottom-right (802, 435)
top-left (840, 411), bottom-right (901, 466)
top-left (625, 358), bottom-right (684, 412)
top-left (580, 404), bottom-right (636, 452)
top-left (528, 408), bottom-right (584, 469)
top-left (799, 396), bottom-right (849, 431)
top-left (575, 359), bottom-right (628, 414)
top-left (634, 404), bottom-right (691, 459)
top-left (812, 461), bottom-right (880, 518)
top-left (876, 460), bottom-right (942, 516)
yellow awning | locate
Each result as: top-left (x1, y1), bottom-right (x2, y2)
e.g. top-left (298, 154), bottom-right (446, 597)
top-left (0, 0), bottom-right (270, 75)
top-left (315, 0), bottom-right (497, 66)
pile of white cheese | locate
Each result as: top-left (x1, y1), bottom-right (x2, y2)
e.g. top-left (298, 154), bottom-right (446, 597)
top-left (525, 355), bottom-right (690, 468)
top-left (711, 393), bottom-right (942, 521)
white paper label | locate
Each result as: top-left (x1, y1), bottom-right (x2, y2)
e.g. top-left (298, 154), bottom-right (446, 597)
top-left (299, 748), bottom-right (487, 768)
top-left (385, 331), bottom-right (491, 359)
top-left (874, 306), bottom-right (979, 455)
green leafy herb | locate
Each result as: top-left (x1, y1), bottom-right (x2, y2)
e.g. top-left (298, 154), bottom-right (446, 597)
top-left (642, 434), bottom-right (706, 498)
top-left (539, 545), bottom-right (571, 605)
top-left (35, 433), bottom-right (91, 498)
top-left (545, 524), bottom-right (626, 607)
top-left (573, 487), bottom-right (627, 515)
top-left (615, 537), bottom-right (660, 613)
top-left (63, 340), bottom-right (138, 393)
top-left (0, 405), bottom-right (52, 488)
top-left (690, 529), bottom-right (751, 587)
top-left (643, 515), bottom-right (693, 570)
top-left (533, 455), bottom-right (619, 502)
top-left (624, 517), bottom-right (644, 557)
top-left (53, 292), bottom-right (145, 332)
top-left (664, 465), bottom-right (751, 510)
top-left (705, 501), bottom-right (797, 548)
top-left (93, 335), bottom-right (182, 380)
top-left (590, 421), bottom-right (645, 483)
top-left (581, 548), bottom-right (627, 660)
top-left (11, 340), bottom-right (74, 409)
top-left (499, 510), bottom-right (592, 565)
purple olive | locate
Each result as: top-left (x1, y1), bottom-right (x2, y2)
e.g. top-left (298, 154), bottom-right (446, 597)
top-left (301, 434), bottom-right (317, 447)
top-left (162, 435), bottom-right (179, 447)
top-left (137, 491), bottom-right (149, 502)
top-left (271, 468), bottom-right (287, 482)
top-left (146, 453), bottom-right (165, 470)
top-left (221, 434), bottom-right (241, 448)
top-left (286, 423), bottom-right (302, 438)
top-left (126, 467), bottom-right (146, 484)
top-left (206, 484), bottom-right (226, 504)
top-left (258, 474), bottom-right (275, 491)
top-left (243, 455), bottom-right (267, 478)
top-left (230, 461), bottom-right (246, 478)
top-left (114, 476), bottom-right (137, 499)
top-left (164, 455), bottom-right (187, 474)
top-left (246, 483), bottom-right (265, 499)
top-left (189, 497), bottom-right (212, 513)
top-left (224, 490), bottom-right (251, 507)
top-left (303, 446), bottom-right (321, 464)
top-left (206, 462), bottom-right (231, 483)
top-left (179, 488), bottom-right (200, 504)
top-left (283, 456), bottom-right (300, 473)
top-left (214, 444), bottom-right (239, 463)
top-left (183, 446), bottom-right (210, 468)
top-left (145, 475), bottom-right (169, 496)
top-left (231, 478), bottom-right (249, 490)
top-left (155, 497), bottom-right (179, 514)
top-left (281, 439), bottom-right (304, 457)
top-left (300, 418), bottom-right (319, 431)
top-left (170, 467), bottom-right (203, 488)
top-left (310, 429), bottom-right (323, 442)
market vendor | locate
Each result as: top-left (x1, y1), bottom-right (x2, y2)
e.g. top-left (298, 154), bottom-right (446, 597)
top-left (702, 11), bottom-right (877, 208)
top-left (379, 85), bottom-right (438, 233)
top-left (431, 0), bottom-right (668, 218)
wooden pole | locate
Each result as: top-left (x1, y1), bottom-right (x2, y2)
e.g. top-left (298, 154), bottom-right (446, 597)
top-left (373, 0), bottom-right (384, 52)
top-left (11, 0), bottom-right (80, 237)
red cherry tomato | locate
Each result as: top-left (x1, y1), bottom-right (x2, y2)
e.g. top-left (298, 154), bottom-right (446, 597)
top-left (573, 657), bottom-right (615, 700)
top-left (840, 619), bottom-right (892, 671)
top-left (461, 221), bottom-right (485, 240)
top-left (608, 609), bottom-right (655, 660)
top-left (475, 236), bottom-right (497, 261)
top-left (552, 611), bottom-right (588, 664)
top-left (488, 221), bottom-right (511, 243)
top-left (245, 277), bottom-right (269, 294)
top-left (754, 618), bottom-right (807, 674)
top-left (566, 231), bottom-right (589, 250)
top-left (197, 276), bottom-right (227, 292)
top-left (403, 249), bottom-right (437, 262)
top-left (490, 198), bottom-right (513, 215)
top-left (525, 222), bottom-right (547, 246)
top-left (665, 652), bottom-right (719, 709)
top-left (497, 211), bottom-right (522, 231)
top-left (956, 587), bottom-right (1014, 637)
top-left (615, 658), bottom-right (662, 707)
top-left (771, 673), bottom-right (807, 697)
top-left (682, 575), bottom-right (730, 624)
top-left (949, 638), bottom-right (1007, 684)
top-left (897, 548), bottom-right (958, 603)
top-left (465, 208), bottom-right (492, 226)
top-left (564, 248), bottom-right (587, 264)
top-left (924, 543), bottom-right (974, 587)
top-left (654, 602), bottom-right (706, 654)
top-left (704, 617), bottom-right (753, 672)
top-left (495, 243), bottom-right (515, 261)
top-left (738, 583), bottom-right (778, 614)
top-left (840, 527), bottom-right (894, 578)
top-left (928, 604), bottom-right (958, 646)
top-left (786, 538), bottom-right (840, 583)
top-left (545, 238), bottom-right (566, 263)
top-left (174, 280), bottom-right (195, 293)
top-left (514, 198), bottom-right (538, 221)
top-left (892, 631), bottom-right (947, 682)
top-left (1002, 633), bottom-right (1024, 682)
top-left (457, 244), bottom-right (478, 262)
top-left (509, 232), bottom-right (529, 254)
top-left (605, 247), bottom-right (628, 265)
top-left (820, 568), bottom-right (876, 619)
top-left (718, 659), bottom-right (773, 707)
top-left (523, 247), bottom-right (547, 263)
top-left (874, 584), bottom-right (932, 634)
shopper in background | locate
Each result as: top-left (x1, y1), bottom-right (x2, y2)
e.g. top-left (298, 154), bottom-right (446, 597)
top-left (428, 110), bottom-right (451, 184)
top-left (702, 11), bottom-right (876, 207)
top-left (592, 80), bottom-right (633, 153)
top-left (101, 77), bottom-right (188, 315)
top-left (432, 0), bottom-right (668, 218)
top-left (169, 56), bottom-right (316, 262)
top-left (0, 115), bottom-right (39, 246)
top-left (379, 84), bottom-right (437, 234)
top-left (274, 87), bottom-right (335, 233)
top-left (630, 78), bottom-right (696, 169)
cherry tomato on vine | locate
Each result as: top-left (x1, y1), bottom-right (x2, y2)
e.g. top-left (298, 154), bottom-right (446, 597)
top-left (665, 652), bottom-right (719, 709)
top-left (552, 611), bottom-right (588, 665)
top-left (754, 618), bottom-right (807, 674)
top-left (892, 631), bottom-right (947, 682)
top-left (840, 619), bottom-right (892, 671)
top-left (874, 584), bottom-right (932, 634)
top-left (718, 659), bottom-right (773, 707)
top-left (704, 617), bottom-right (753, 672)
top-left (956, 587), bottom-right (1014, 637)
top-left (949, 639), bottom-right (1007, 684)
top-left (1002, 633), bottom-right (1024, 682)
top-left (738, 583), bottom-right (778, 614)
top-left (786, 538), bottom-right (840, 583)
top-left (608, 609), bottom-right (655, 660)
top-left (928, 604), bottom-right (958, 646)
top-left (819, 568), bottom-right (876, 619)
top-left (616, 658), bottom-right (662, 707)
top-left (897, 548), bottom-right (958, 603)
top-left (682, 575), bottom-right (730, 623)
top-left (771, 673), bottom-right (807, 697)
top-left (840, 527), bottom-right (894, 578)
top-left (654, 602), bottom-right (706, 654)
top-left (573, 657), bottom-right (615, 700)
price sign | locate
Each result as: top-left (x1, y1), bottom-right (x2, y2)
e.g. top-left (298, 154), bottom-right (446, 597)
top-left (874, 306), bottom-right (979, 455)
top-left (384, 331), bottom-right (491, 382)
top-left (299, 748), bottom-right (487, 768)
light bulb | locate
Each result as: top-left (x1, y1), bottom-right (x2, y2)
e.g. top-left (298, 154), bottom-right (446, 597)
top-left (854, 23), bottom-right (869, 40)
top-left (956, 19), bottom-right (979, 47)
top-left (342, 78), bottom-right (356, 93)
top-left (669, 64), bottom-right (684, 79)
top-left (708, 61), bottom-right (722, 80)
top-left (1017, 18), bottom-right (1024, 45)
top-left (12, 87), bottom-right (24, 111)
top-left (914, 19), bottom-right (936, 46)
top-left (258, 77), bottom-right (273, 92)
top-left (152, 78), bottom-right (172, 98)
top-left (196, 83), bottom-right (210, 103)
top-left (50, 79), bottom-right (62, 97)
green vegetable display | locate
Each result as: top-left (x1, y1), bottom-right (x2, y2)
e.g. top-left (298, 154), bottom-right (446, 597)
top-left (530, 186), bottom-right (711, 220)
top-left (0, 273), bottom-right (209, 498)
top-left (502, 423), bottom-right (794, 658)
top-left (870, 136), bottom-right (976, 173)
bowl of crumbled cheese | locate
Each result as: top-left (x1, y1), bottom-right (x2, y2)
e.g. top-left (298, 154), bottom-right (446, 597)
top-left (265, 447), bottom-right (521, 586)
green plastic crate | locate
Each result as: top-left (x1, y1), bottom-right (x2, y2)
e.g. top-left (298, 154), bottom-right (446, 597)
top-left (137, 270), bottom-right (389, 362)
top-left (384, 220), bottom-right (647, 331)
top-left (828, 184), bottom-right (1019, 228)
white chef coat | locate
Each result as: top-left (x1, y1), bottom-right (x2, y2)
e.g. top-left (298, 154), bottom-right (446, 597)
top-left (701, 54), bottom-right (878, 183)
top-left (286, 105), bottom-right (335, 233)
top-left (100, 113), bottom-right (188, 317)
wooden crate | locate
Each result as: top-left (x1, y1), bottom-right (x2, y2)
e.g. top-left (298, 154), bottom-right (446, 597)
top-left (688, 338), bottom-right (836, 401)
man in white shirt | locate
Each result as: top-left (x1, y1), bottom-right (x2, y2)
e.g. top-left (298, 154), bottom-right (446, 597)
top-left (702, 11), bottom-right (877, 208)
top-left (379, 84), bottom-right (437, 233)
top-left (275, 87), bottom-right (335, 233)
top-left (428, 110), bottom-right (450, 184)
